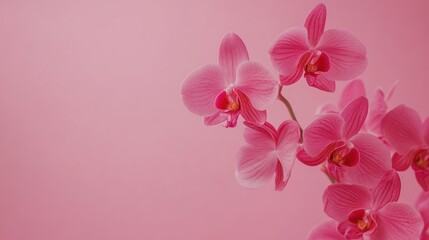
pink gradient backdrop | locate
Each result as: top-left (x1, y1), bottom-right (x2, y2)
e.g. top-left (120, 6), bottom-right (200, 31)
top-left (0, 0), bottom-right (428, 239)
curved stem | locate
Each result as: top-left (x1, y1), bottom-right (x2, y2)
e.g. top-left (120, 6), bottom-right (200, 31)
top-left (277, 86), bottom-right (303, 142)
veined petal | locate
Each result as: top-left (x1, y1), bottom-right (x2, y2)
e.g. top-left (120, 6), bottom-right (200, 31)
top-left (269, 27), bottom-right (309, 76)
top-left (305, 74), bottom-right (336, 92)
top-left (323, 184), bottom-right (373, 222)
top-left (235, 146), bottom-right (278, 189)
top-left (305, 3), bottom-right (327, 47)
top-left (337, 220), bottom-right (365, 240)
top-left (297, 142), bottom-right (340, 166)
top-left (204, 112), bottom-right (227, 126)
top-left (274, 160), bottom-right (290, 191)
top-left (218, 32), bottom-right (249, 83)
top-left (243, 121), bottom-right (276, 149)
top-left (372, 170), bottom-right (401, 210)
top-left (275, 120), bottom-right (300, 190)
top-left (367, 89), bottom-right (388, 136)
top-left (303, 113), bottom-right (344, 157)
top-left (415, 170), bottom-right (429, 192)
top-left (424, 117), bottom-right (429, 145)
top-left (382, 105), bottom-right (423, 154)
top-left (235, 61), bottom-right (279, 110)
top-left (372, 202), bottom-right (423, 240)
top-left (343, 134), bottom-right (392, 189)
top-left (307, 220), bottom-right (347, 240)
top-left (279, 52), bottom-right (312, 86)
top-left (236, 90), bottom-right (266, 125)
top-left (415, 191), bottom-right (429, 231)
top-left (317, 29), bottom-right (367, 81)
top-left (277, 120), bottom-right (300, 148)
top-left (392, 152), bottom-right (413, 171)
top-left (182, 65), bottom-right (227, 116)
top-left (341, 97), bottom-right (369, 139)
top-left (339, 79), bottom-right (366, 110)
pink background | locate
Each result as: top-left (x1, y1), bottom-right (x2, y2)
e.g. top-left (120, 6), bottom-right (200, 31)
top-left (1, 0), bottom-right (428, 239)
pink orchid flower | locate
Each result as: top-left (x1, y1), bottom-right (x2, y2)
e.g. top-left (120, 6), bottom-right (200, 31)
top-left (307, 220), bottom-right (347, 240)
top-left (416, 191), bottom-right (429, 239)
top-left (182, 32), bottom-right (279, 127)
top-left (318, 79), bottom-right (397, 137)
top-left (382, 105), bottom-right (429, 191)
top-left (323, 170), bottom-right (423, 240)
top-left (297, 96), bottom-right (392, 188)
top-left (269, 3), bottom-right (367, 92)
top-left (235, 120), bottom-right (300, 191)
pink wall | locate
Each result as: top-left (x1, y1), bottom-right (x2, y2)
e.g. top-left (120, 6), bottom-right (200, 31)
top-left (0, 0), bottom-right (428, 239)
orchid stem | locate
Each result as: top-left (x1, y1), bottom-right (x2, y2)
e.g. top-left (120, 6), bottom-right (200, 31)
top-left (277, 86), bottom-right (303, 142)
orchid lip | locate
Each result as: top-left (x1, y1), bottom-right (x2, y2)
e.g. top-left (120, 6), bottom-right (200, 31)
top-left (304, 50), bottom-right (330, 75)
top-left (215, 89), bottom-right (240, 113)
top-left (413, 149), bottom-right (429, 170)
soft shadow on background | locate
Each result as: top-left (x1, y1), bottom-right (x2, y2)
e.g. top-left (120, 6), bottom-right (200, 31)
top-left (0, 0), bottom-right (428, 239)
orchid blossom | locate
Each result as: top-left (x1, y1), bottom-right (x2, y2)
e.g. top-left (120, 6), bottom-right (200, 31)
top-left (269, 3), bottom-right (367, 92)
top-left (235, 120), bottom-right (300, 191)
top-left (323, 170), bottom-right (423, 240)
top-left (297, 96), bottom-right (392, 188)
top-left (318, 79), bottom-right (396, 138)
top-left (182, 32), bottom-right (278, 127)
top-left (382, 105), bottom-right (429, 191)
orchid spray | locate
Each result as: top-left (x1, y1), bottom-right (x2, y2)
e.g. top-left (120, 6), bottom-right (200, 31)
top-left (181, 3), bottom-right (426, 239)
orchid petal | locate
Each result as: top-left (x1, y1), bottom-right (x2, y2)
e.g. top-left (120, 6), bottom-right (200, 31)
top-left (218, 32), bottom-right (249, 83)
top-left (296, 148), bottom-right (324, 166)
top-left (340, 97), bottom-right (368, 139)
top-left (305, 3), bottom-right (327, 47)
top-left (243, 121), bottom-right (276, 148)
top-left (182, 65), bottom-right (227, 116)
top-left (235, 146), bottom-right (278, 189)
top-left (372, 202), bottom-right (424, 240)
top-left (269, 27), bottom-right (309, 76)
top-left (343, 134), bottom-right (392, 189)
top-left (236, 90), bottom-right (266, 125)
top-left (297, 142), bottom-right (342, 166)
top-left (415, 191), bottom-right (429, 232)
top-left (317, 29), bottom-right (367, 81)
top-left (337, 220), bottom-right (365, 240)
top-left (372, 170), bottom-right (401, 210)
top-left (392, 152), bottom-right (413, 171)
top-left (323, 183), bottom-right (373, 222)
top-left (415, 170), bottom-right (429, 192)
top-left (235, 61), bottom-right (279, 110)
top-left (339, 79), bottom-right (366, 109)
top-left (303, 113), bottom-right (344, 157)
top-left (279, 52), bottom-right (312, 86)
top-left (307, 220), bottom-right (347, 240)
top-left (275, 120), bottom-right (300, 190)
top-left (204, 112), bottom-right (227, 126)
top-left (382, 105), bottom-right (423, 154)
top-left (305, 74), bottom-right (336, 92)
top-left (367, 89), bottom-right (388, 136)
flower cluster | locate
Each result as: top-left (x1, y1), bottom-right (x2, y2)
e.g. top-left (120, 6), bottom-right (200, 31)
top-left (181, 3), bottom-right (427, 239)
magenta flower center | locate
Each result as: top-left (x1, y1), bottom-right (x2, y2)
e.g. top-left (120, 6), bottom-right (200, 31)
top-left (348, 209), bottom-right (376, 235)
top-left (413, 149), bottom-right (429, 169)
top-left (304, 51), bottom-right (330, 75)
top-left (215, 89), bottom-right (240, 113)
top-left (328, 143), bottom-right (358, 167)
